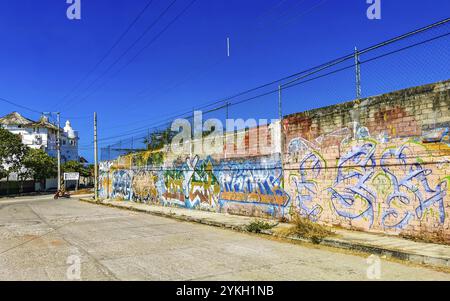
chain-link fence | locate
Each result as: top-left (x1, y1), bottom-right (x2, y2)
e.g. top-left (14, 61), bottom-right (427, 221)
top-left (100, 19), bottom-right (450, 162)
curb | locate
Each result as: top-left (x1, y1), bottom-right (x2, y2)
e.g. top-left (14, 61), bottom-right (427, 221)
top-left (79, 198), bottom-right (450, 270)
top-left (79, 198), bottom-right (247, 232)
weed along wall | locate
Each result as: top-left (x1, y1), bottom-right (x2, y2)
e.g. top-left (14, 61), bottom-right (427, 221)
top-left (99, 80), bottom-right (450, 242)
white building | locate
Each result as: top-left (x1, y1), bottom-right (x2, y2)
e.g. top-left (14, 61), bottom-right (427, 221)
top-left (0, 112), bottom-right (79, 163)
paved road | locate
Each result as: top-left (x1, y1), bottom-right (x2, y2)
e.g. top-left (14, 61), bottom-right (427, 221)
top-left (0, 196), bottom-right (449, 281)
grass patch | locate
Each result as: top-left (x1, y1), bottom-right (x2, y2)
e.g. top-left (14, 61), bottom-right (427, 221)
top-left (400, 231), bottom-right (449, 245)
top-left (279, 214), bottom-right (335, 244)
top-left (246, 219), bottom-right (278, 233)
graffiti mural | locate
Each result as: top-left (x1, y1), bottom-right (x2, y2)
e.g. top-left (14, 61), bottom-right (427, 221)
top-left (112, 170), bottom-right (132, 200)
top-left (99, 171), bottom-right (110, 199)
top-left (214, 156), bottom-right (290, 217)
top-left (380, 145), bottom-right (447, 229)
top-left (162, 166), bottom-right (185, 207)
top-left (187, 157), bottom-right (220, 208)
top-left (287, 134), bottom-right (450, 235)
top-left (98, 76), bottom-right (450, 241)
top-left (132, 170), bottom-right (162, 204)
top-left (99, 161), bottom-right (113, 199)
top-left (160, 156), bottom-right (221, 209)
top-left (290, 152), bottom-right (325, 221)
top-left (99, 131), bottom-right (449, 239)
top-left (328, 142), bottom-right (377, 228)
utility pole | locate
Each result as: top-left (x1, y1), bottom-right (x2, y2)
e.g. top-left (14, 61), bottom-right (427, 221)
top-left (278, 85), bottom-right (284, 187)
top-left (354, 47), bottom-right (362, 99)
top-left (224, 102), bottom-right (229, 159)
top-left (94, 112), bottom-right (99, 201)
top-left (57, 112), bottom-right (61, 192)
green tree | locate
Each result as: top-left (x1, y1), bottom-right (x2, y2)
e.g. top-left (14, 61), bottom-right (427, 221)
top-left (144, 127), bottom-right (175, 151)
top-left (21, 148), bottom-right (57, 191)
top-left (61, 161), bottom-right (92, 190)
top-left (0, 162), bottom-right (6, 180)
top-left (62, 161), bottom-right (91, 177)
top-left (62, 160), bottom-right (82, 173)
top-left (0, 128), bottom-right (28, 194)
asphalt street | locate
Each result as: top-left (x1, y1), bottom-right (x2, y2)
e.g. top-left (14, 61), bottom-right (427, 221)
top-left (0, 195), bottom-right (449, 280)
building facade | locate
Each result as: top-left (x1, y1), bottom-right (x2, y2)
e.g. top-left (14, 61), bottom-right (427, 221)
top-left (0, 112), bottom-right (80, 163)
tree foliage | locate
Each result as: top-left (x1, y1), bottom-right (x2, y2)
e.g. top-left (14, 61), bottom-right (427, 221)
top-left (22, 148), bottom-right (57, 181)
top-left (144, 127), bottom-right (175, 151)
top-left (0, 127), bottom-right (28, 179)
top-left (62, 160), bottom-right (91, 178)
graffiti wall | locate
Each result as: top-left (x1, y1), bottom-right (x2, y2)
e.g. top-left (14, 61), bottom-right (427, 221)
top-left (101, 154), bottom-right (288, 219)
top-left (214, 155), bottom-right (290, 217)
top-left (99, 80), bottom-right (450, 240)
top-left (283, 80), bottom-right (450, 238)
top-left (286, 136), bottom-right (450, 237)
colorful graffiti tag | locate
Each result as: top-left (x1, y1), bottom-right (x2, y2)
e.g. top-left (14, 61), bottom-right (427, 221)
top-left (288, 135), bottom-right (450, 233)
top-left (214, 156), bottom-right (290, 217)
top-left (101, 135), bottom-right (449, 234)
top-left (380, 145), bottom-right (447, 229)
top-left (99, 128), bottom-right (449, 240)
top-left (111, 170), bottom-right (132, 200)
top-left (188, 157), bottom-right (220, 208)
top-left (132, 170), bottom-right (162, 204)
top-left (328, 142), bottom-right (377, 228)
top-left (289, 152), bottom-right (325, 222)
top-left (99, 134), bottom-right (449, 238)
top-left (101, 154), bottom-right (289, 217)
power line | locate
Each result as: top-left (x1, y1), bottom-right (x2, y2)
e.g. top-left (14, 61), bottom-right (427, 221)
top-left (93, 23), bottom-right (450, 147)
top-left (70, 0), bottom-right (199, 109)
top-left (0, 97), bottom-right (42, 114)
top-left (230, 31), bottom-right (450, 110)
top-left (80, 0), bottom-right (329, 133)
top-left (95, 101), bottom-right (229, 144)
top-left (283, 17), bottom-right (450, 87)
top-left (96, 18), bottom-right (450, 143)
top-left (118, 0), bottom-right (327, 110)
top-left (59, 0), bottom-right (181, 111)
top-left (0, 96), bottom-right (92, 123)
top-left (55, 0), bottom-right (155, 111)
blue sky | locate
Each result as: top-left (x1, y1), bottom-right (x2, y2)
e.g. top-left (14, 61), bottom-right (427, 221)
top-left (0, 0), bottom-right (449, 162)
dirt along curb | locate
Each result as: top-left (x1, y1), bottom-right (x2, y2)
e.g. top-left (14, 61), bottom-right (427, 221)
top-left (79, 198), bottom-right (450, 271)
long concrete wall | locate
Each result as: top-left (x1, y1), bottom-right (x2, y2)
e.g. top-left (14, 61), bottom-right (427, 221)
top-left (99, 80), bottom-right (450, 241)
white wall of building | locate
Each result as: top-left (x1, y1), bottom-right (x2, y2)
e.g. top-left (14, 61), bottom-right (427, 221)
top-left (2, 119), bottom-right (79, 163)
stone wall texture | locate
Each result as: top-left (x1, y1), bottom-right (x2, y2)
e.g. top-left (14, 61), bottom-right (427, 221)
top-left (99, 80), bottom-right (450, 242)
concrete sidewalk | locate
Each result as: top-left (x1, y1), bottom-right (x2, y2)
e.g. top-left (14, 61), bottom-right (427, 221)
top-left (80, 198), bottom-right (450, 270)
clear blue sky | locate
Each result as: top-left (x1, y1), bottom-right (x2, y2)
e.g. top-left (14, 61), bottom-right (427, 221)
top-left (1, 0), bottom-right (449, 162)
